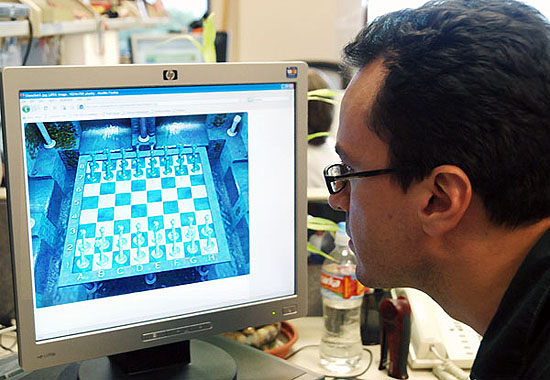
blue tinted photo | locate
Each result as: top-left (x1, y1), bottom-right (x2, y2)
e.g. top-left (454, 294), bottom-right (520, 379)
top-left (25, 113), bottom-right (249, 308)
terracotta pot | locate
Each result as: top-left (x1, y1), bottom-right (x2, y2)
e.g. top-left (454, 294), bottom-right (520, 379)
top-left (264, 321), bottom-right (298, 358)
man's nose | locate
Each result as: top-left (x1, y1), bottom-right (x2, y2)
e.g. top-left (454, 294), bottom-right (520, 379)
top-left (328, 189), bottom-right (348, 211)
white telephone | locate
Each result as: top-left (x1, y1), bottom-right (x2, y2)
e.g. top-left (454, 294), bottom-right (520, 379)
top-left (392, 288), bottom-right (482, 378)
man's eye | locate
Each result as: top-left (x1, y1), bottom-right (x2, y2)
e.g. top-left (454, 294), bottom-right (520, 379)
top-left (342, 164), bottom-right (353, 174)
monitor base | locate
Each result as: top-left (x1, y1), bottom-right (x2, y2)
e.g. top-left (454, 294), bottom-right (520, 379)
top-left (78, 340), bottom-right (237, 379)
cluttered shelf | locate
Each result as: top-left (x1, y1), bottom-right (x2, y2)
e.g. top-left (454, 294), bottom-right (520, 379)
top-left (0, 17), bottom-right (169, 38)
top-left (0, 20), bottom-right (28, 37)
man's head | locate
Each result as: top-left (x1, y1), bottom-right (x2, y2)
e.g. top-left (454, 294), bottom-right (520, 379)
top-left (329, 0), bottom-right (550, 287)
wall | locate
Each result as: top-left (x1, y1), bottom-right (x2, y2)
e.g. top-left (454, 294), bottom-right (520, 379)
top-left (60, 31), bottom-right (120, 65)
top-left (211, 0), bottom-right (365, 63)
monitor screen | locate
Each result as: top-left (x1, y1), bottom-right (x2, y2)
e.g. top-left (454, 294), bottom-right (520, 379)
top-left (1, 63), bottom-right (307, 372)
top-left (130, 34), bottom-right (204, 64)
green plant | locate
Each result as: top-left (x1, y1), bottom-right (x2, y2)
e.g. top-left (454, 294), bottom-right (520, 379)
top-left (25, 121), bottom-right (77, 159)
top-left (307, 216), bottom-right (339, 262)
top-left (153, 13), bottom-right (217, 63)
top-left (25, 123), bottom-right (41, 159)
top-left (212, 114), bottom-right (228, 128)
top-left (47, 122), bottom-right (77, 149)
top-left (307, 88), bottom-right (340, 142)
top-left (60, 150), bottom-right (79, 169)
top-left (308, 88), bottom-right (340, 105)
top-left (307, 131), bottom-right (331, 142)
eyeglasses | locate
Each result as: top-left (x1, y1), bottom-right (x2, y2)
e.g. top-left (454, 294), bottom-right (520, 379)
top-left (323, 163), bottom-right (395, 194)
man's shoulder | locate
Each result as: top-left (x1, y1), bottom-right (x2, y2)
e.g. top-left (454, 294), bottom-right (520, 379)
top-left (470, 230), bottom-right (550, 380)
top-left (521, 314), bottom-right (550, 380)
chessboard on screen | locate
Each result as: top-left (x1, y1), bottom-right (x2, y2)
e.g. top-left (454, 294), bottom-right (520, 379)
top-left (26, 113), bottom-right (249, 308)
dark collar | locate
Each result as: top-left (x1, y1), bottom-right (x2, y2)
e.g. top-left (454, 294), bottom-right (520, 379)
top-left (470, 229), bottom-right (550, 380)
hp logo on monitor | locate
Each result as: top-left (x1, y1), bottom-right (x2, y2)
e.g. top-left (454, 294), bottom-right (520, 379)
top-left (163, 70), bottom-right (178, 81)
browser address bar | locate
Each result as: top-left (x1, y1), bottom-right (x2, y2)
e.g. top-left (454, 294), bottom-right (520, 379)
top-left (89, 97), bottom-right (242, 108)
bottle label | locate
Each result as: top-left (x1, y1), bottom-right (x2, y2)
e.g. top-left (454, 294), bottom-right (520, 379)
top-left (320, 271), bottom-right (365, 299)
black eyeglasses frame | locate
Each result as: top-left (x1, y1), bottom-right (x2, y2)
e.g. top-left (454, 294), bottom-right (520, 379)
top-left (323, 163), bottom-right (395, 195)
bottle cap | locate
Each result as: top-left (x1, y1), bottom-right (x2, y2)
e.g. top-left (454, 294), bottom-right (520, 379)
top-left (335, 222), bottom-right (349, 246)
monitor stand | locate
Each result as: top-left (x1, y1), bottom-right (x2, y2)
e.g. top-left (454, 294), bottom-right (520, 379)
top-left (78, 340), bottom-right (237, 380)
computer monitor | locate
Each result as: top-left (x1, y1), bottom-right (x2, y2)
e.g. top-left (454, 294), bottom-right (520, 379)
top-left (0, 62), bottom-right (308, 377)
top-left (130, 34), bottom-right (205, 64)
top-left (130, 32), bottom-right (230, 64)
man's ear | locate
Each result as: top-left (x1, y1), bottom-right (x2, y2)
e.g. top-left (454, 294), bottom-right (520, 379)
top-left (418, 165), bottom-right (472, 237)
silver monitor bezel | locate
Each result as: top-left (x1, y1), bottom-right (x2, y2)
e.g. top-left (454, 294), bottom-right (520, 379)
top-left (1, 62), bottom-right (308, 371)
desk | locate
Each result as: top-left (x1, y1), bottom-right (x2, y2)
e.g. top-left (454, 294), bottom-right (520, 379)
top-left (287, 317), bottom-right (438, 380)
top-left (1, 318), bottom-right (440, 379)
top-left (0, 331), bottom-right (320, 380)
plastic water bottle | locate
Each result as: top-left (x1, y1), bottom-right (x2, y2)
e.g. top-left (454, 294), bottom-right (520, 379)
top-left (319, 222), bottom-right (364, 373)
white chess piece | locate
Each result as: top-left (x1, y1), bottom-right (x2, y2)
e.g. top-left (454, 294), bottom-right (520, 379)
top-left (227, 115), bottom-right (242, 137)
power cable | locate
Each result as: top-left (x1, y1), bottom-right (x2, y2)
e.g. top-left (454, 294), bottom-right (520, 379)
top-left (21, 15), bottom-right (32, 66)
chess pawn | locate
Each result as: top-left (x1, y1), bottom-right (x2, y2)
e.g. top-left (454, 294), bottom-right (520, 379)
top-left (104, 148), bottom-right (114, 169)
top-left (79, 229), bottom-right (92, 253)
top-left (133, 223), bottom-right (147, 261)
top-left (177, 144), bottom-right (185, 161)
top-left (90, 152), bottom-right (99, 170)
top-left (150, 221), bottom-right (164, 259)
top-left (167, 219), bottom-right (181, 258)
top-left (185, 220), bottom-right (199, 255)
top-left (185, 218), bottom-right (195, 241)
top-left (133, 223), bottom-right (146, 246)
top-left (114, 225), bottom-right (128, 265)
top-left (162, 146), bottom-right (173, 175)
top-left (199, 215), bottom-right (216, 252)
top-left (204, 227), bottom-right (215, 252)
top-left (190, 144), bottom-right (200, 173)
top-left (168, 219), bottom-right (180, 242)
top-left (161, 145), bottom-right (169, 164)
top-left (147, 146), bottom-right (160, 178)
top-left (76, 254), bottom-right (90, 269)
top-left (187, 239), bottom-right (199, 255)
top-left (76, 239), bottom-right (91, 270)
top-left (176, 144), bottom-right (186, 174)
top-left (95, 227), bottom-right (110, 267)
top-left (114, 250), bottom-right (128, 265)
top-left (133, 153), bottom-right (144, 178)
top-left (120, 148), bottom-right (127, 169)
top-left (201, 215), bottom-right (214, 237)
top-left (103, 160), bottom-right (114, 181)
top-left (149, 144), bottom-right (156, 161)
top-left (87, 156), bottom-right (99, 183)
top-left (117, 225), bottom-right (128, 248)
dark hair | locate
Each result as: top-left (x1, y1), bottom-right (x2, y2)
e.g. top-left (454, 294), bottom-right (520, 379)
top-left (344, 0), bottom-right (550, 227)
top-left (308, 69), bottom-right (334, 146)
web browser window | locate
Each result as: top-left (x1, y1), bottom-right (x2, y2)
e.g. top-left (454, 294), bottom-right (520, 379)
top-left (19, 83), bottom-right (296, 341)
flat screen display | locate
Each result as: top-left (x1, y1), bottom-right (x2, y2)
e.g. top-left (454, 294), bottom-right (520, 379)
top-left (17, 82), bottom-right (296, 342)
top-left (130, 34), bottom-right (204, 64)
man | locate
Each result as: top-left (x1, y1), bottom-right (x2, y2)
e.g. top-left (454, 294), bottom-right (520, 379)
top-left (324, 1), bottom-right (550, 379)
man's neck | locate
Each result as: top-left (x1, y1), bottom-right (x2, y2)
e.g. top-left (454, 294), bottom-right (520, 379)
top-left (426, 218), bottom-right (550, 335)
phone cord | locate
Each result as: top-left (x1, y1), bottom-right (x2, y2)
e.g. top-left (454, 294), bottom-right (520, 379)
top-left (431, 345), bottom-right (470, 380)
